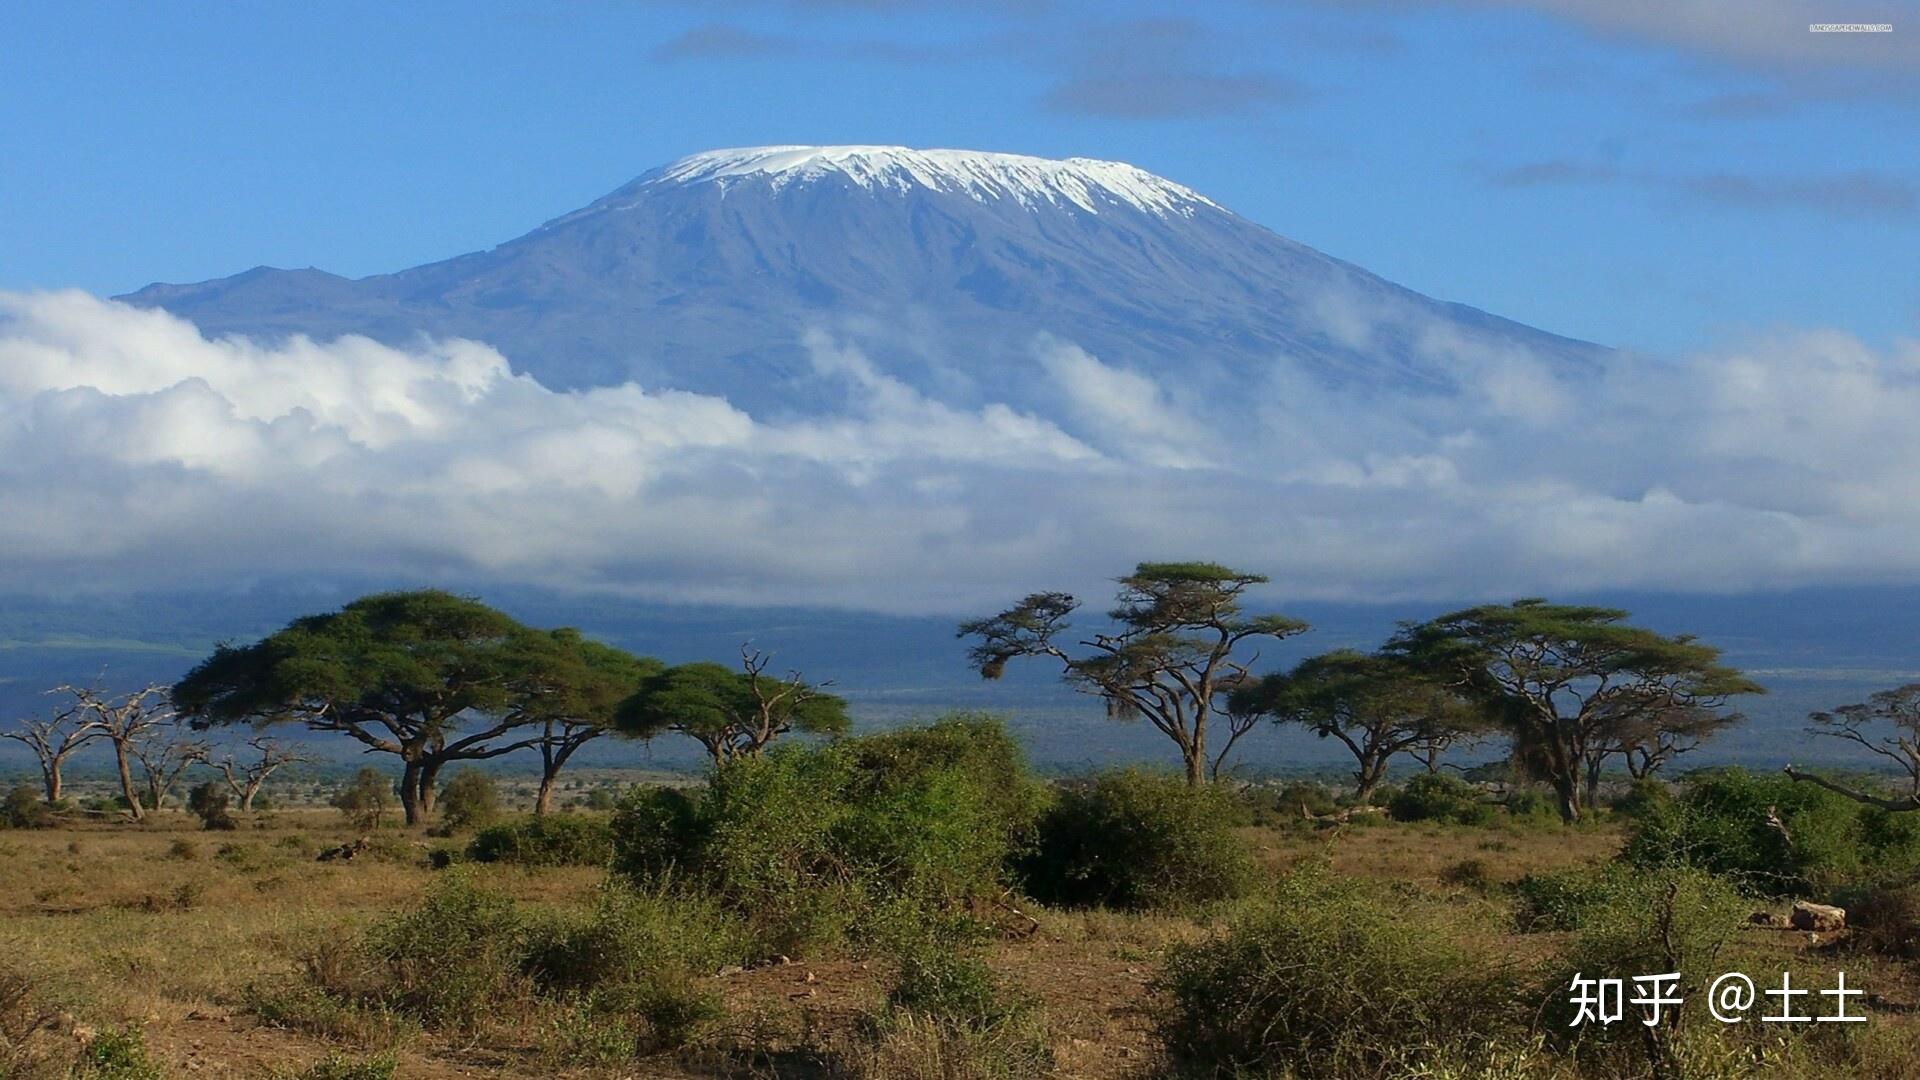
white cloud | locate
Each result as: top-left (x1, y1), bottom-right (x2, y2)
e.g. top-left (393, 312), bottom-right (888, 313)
top-left (3, 289), bottom-right (1920, 611)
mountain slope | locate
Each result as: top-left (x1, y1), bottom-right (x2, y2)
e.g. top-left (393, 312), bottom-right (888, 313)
top-left (120, 145), bottom-right (1605, 411)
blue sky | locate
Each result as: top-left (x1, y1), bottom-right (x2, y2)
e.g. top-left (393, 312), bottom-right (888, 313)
top-left (2, 0), bottom-right (1914, 356)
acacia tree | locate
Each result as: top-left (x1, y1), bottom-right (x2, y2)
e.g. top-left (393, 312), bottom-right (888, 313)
top-left (512, 629), bottom-right (662, 814)
top-left (615, 646), bottom-right (847, 765)
top-left (960, 562), bottom-right (1308, 786)
top-left (52, 683), bottom-right (176, 821)
top-left (1391, 599), bottom-right (1759, 823)
top-left (1785, 684), bottom-right (1920, 810)
top-left (208, 736), bottom-right (307, 812)
top-left (1232, 649), bottom-right (1482, 802)
top-left (1582, 703), bottom-right (1741, 804)
top-left (173, 591), bottom-right (539, 826)
top-left (3, 698), bottom-right (103, 804)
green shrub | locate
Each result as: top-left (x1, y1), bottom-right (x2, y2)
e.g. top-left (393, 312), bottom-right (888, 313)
top-left (582, 788), bottom-right (618, 812)
top-left (1271, 780), bottom-right (1338, 819)
top-left (1501, 786), bottom-right (1562, 824)
top-left (1019, 769), bottom-right (1251, 912)
top-left (526, 883), bottom-right (742, 996)
top-left (1438, 856), bottom-right (1495, 891)
top-left (1, 785), bottom-right (50, 830)
top-left (75, 1027), bottom-right (163, 1080)
top-left (467, 815), bottom-right (614, 867)
top-left (188, 781), bottom-right (238, 831)
top-left (359, 870), bottom-right (530, 1031)
top-left (1387, 772), bottom-right (1494, 825)
top-left (283, 1051), bottom-right (399, 1080)
top-left (1610, 777), bottom-right (1676, 820)
top-left (610, 713), bottom-right (1046, 956)
top-left (1541, 866), bottom-right (1753, 1075)
top-left (1154, 868), bottom-right (1519, 1078)
top-left (434, 769), bottom-right (501, 833)
top-left (1624, 768), bottom-right (1920, 895)
top-left (331, 768), bottom-right (392, 831)
top-left (1510, 866), bottom-right (1621, 932)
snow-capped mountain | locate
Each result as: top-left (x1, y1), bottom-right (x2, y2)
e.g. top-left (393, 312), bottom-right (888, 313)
top-left (121, 146), bottom-right (1604, 411)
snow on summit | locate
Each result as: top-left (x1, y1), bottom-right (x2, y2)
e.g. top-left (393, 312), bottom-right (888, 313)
top-left (638, 145), bottom-right (1225, 217)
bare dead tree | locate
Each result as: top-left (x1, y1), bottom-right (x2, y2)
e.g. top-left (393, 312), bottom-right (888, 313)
top-left (1786, 684), bottom-right (1920, 811)
top-left (52, 684), bottom-right (175, 821)
top-left (3, 697), bottom-right (103, 803)
top-left (208, 735), bottom-right (306, 811)
top-left (129, 714), bottom-right (209, 813)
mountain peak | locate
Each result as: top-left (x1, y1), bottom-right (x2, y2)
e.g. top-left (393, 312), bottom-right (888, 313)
top-left (608, 144), bottom-right (1226, 218)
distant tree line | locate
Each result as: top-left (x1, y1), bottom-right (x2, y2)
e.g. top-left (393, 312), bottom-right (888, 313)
top-left (6, 564), bottom-right (1918, 827)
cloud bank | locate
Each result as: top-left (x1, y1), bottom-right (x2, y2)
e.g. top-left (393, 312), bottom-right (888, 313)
top-left (3, 290), bottom-right (1918, 612)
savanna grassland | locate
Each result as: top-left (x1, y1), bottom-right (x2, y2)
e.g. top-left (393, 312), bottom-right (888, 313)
top-left (6, 754), bottom-right (1920, 1080)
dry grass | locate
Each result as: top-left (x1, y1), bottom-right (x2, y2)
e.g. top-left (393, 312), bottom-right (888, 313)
top-left (3, 806), bottom-right (1918, 1078)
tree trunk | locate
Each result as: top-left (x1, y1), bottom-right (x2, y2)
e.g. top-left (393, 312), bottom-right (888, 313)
top-left (239, 781), bottom-right (260, 812)
top-left (416, 760), bottom-right (442, 822)
top-left (399, 759), bottom-right (421, 826)
top-left (535, 773), bottom-right (557, 817)
top-left (1551, 771), bottom-right (1582, 824)
top-left (1354, 756), bottom-right (1388, 804)
top-left (1584, 757), bottom-right (1603, 810)
top-left (43, 764), bottom-right (62, 805)
top-left (112, 740), bottom-right (144, 821)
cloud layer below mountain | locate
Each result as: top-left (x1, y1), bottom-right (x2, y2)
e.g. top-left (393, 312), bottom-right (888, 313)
top-left (3, 290), bottom-right (1916, 612)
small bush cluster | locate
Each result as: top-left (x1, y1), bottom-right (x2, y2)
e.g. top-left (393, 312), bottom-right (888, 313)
top-left (1017, 768), bottom-right (1252, 912)
top-left (612, 714), bottom-right (1048, 956)
top-left (1387, 773), bottom-right (1495, 825)
top-left (283, 871), bottom-right (741, 1060)
top-left (433, 769), bottom-right (501, 834)
top-left (466, 815), bottom-right (614, 867)
top-left (1154, 868), bottom-right (1520, 1078)
top-left (1624, 768), bottom-right (1920, 895)
top-left (2, 785), bottom-right (52, 830)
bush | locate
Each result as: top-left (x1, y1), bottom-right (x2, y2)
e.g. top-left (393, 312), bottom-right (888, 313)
top-left (1511, 866), bottom-right (1621, 932)
top-left (1018, 769), bottom-right (1252, 912)
top-left (1542, 866), bottom-right (1753, 1075)
top-left (1387, 773), bottom-right (1494, 825)
top-left (1154, 868), bottom-right (1519, 1078)
top-left (1271, 780), bottom-right (1338, 820)
top-left (1, 785), bottom-right (49, 830)
top-left (434, 769), bottom-right (501, 833)
top-left (331, 768), bottom-right (392, 831)
top-left (1624, 768), bottom-right (1920, 895)
top-left (358, 870), bottom-right (531, 1031)
top-left (1844, 884), bottom-right (1920, 959)
top-left (75, 1027), bottom-right (164, 1080)
top-left (188, 781), bottom-right (238, 831)
top-left (582, 787), bottom-right (618, 811)
top-left (467, 815), bottom-right (614, 867)
top-left (283, 1052), bottom-right (398, 1080)
top-left (1438, 856), bottom-right (1495, 891)
top-left (611, 714), bottom-right (1047, 956)
top-left (526, 883), bottom-right (742, 997)
top-left (1610, 777), bottom-right (1676, 820)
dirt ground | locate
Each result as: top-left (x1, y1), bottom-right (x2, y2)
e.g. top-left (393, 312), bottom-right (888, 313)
top-left (1, 808), bottom-right (1912, 1078)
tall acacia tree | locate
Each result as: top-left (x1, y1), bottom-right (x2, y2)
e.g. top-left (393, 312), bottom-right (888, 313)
top-left (173, 591), bottom-right (543, 826)
top-left (1390, 599), bottom-right (1759, 823)
top-left (615, 647), bottom-right (847, 765)
top-left (1231, 649), bottom-right (1483, 802)
top-left (512, 629), bottom-right (662, 814)
top-left (960, 562), bottom-right (1308, 786)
